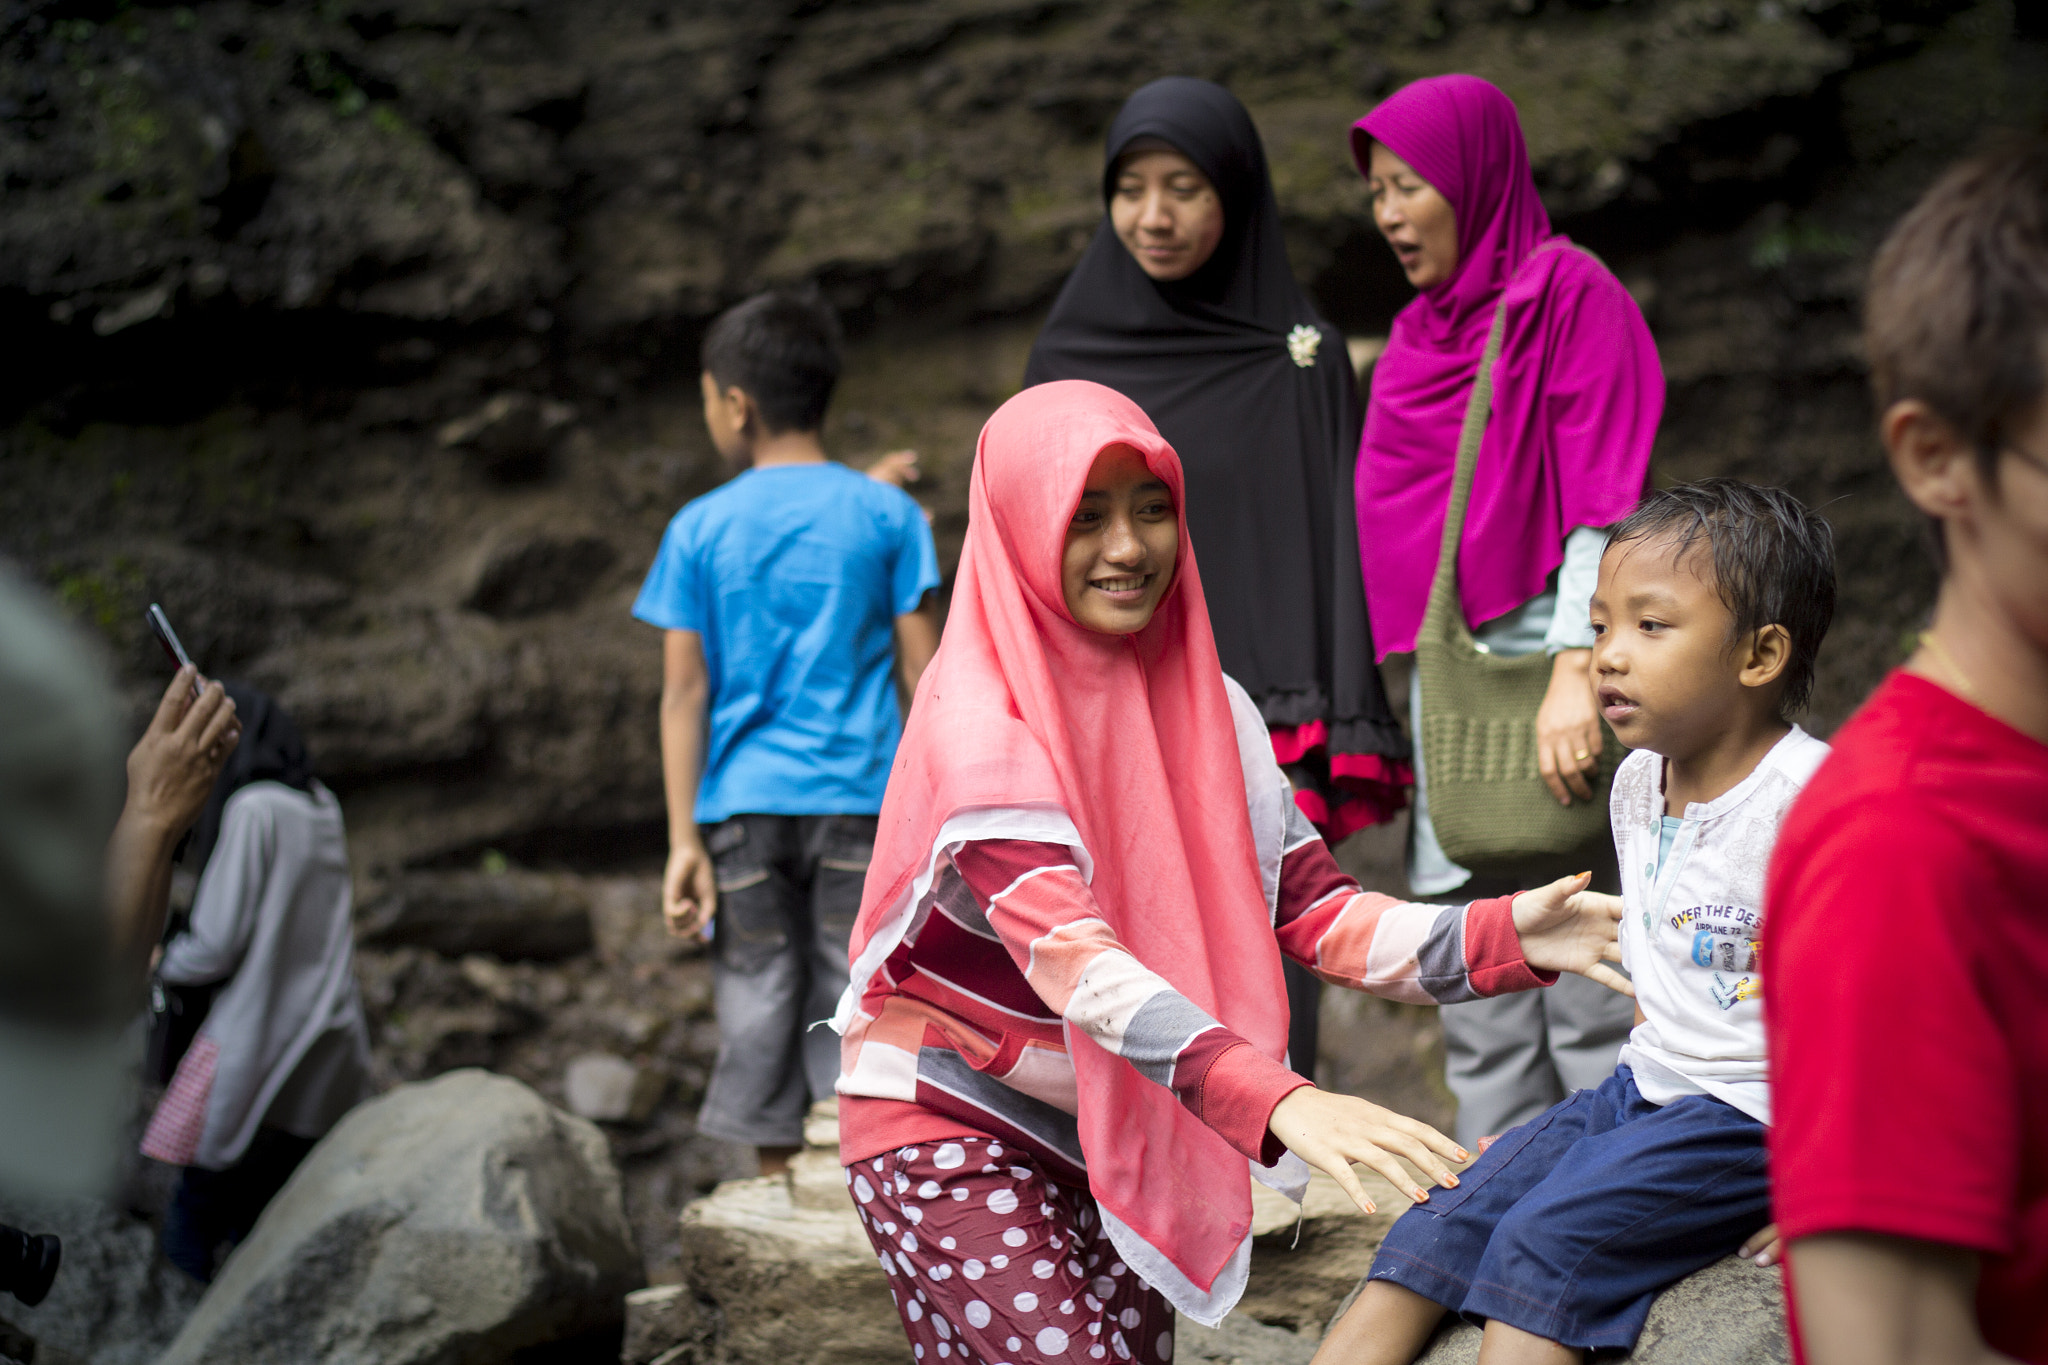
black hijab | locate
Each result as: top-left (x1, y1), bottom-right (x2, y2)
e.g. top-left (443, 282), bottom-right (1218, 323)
top-left (182, 683), bottom-right (314, 879)
top-left (1024, 78), bottom-right (1406, 807)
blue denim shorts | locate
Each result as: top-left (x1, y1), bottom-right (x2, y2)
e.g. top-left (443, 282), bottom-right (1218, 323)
top-left (1367, 1066), bottom-right (1770, 1351)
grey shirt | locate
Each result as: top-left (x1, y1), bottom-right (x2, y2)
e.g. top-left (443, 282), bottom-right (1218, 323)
top-left (160, 780), bottom-right (372, 1168)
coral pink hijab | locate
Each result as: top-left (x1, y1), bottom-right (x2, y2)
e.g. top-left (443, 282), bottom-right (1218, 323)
top-left (1352, 75), bottom-right (1663, 658)
top-left (846, 380), bottom-right (1290, 1310)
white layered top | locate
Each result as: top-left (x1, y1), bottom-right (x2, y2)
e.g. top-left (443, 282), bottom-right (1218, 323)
top-left (1611, 728), bottom-right (1830, 1124)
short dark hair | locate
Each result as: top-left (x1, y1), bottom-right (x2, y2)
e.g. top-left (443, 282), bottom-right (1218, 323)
top-left (700, 288), bottom-right (843, 434)
top-left (1866, 135), bottom-right (2048, 485)
top-left (1606, 479), bottom-right (1837, 718)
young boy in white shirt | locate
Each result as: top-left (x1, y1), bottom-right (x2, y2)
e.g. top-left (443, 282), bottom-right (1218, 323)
top-left (1315, 478), bottom-right (1836, 1365)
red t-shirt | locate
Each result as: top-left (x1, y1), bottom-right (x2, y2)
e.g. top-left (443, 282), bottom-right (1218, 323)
top-left (1765, 670), bottom-right (2048, 1363)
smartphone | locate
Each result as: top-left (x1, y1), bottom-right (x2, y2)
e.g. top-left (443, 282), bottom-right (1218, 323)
top-left (145, 604), bottom-right (201, 695)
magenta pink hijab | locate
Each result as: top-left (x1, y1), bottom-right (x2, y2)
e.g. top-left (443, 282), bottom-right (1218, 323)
top-left (1351, 75), bottom-right (1663, 658)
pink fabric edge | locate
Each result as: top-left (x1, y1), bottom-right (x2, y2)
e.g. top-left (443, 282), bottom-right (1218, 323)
top-left (141, 1035), bottom-right (218, 1167)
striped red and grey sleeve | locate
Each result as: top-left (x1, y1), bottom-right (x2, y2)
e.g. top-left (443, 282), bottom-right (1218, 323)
top-left (952, 840), bottom-right (1305, 1164)
top-left (1270, 803), bottom-right (1555, 1003)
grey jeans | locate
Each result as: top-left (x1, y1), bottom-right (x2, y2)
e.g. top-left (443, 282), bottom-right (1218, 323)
top-left (698, 813), bottom-right (874, 1147)
top-left (1431, 861), bottom-right (1635, 1149)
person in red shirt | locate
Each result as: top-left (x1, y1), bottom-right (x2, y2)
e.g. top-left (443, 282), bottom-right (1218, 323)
top-left (1763, 135), bottom-right (2048, 1365)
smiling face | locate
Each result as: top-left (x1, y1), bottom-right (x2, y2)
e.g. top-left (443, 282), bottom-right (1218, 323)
top-left (1589, 535), bottom-right (1790, 762)
top-left (1110, 141), bottom-right (1227, 283)
top-left (1366, 143), bottom-right (1459, 291)
top-left (1062, 444), bottom-right (1180, 634)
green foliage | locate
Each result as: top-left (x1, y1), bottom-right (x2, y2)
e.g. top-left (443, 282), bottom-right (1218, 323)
top-left (302, 51), bottom-right (369, 118)
top-left (1750, 220), bottom-right (1858, 271)
top-left (50, 558), bottom-right (143, 636)
top-left (92, 72), bottom-right (169, 181)
top-left (177, 411), bottom-right (274, 514)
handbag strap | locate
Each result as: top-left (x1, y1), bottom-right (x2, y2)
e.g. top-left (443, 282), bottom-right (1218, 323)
top-left (1421, 302), bottom-right (1509, 628)
top-left (1421, 240), bottom-right (1579, 625)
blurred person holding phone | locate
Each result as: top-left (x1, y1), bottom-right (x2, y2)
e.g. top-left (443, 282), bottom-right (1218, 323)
top-left (139, 683), bottom-right (373, 1284)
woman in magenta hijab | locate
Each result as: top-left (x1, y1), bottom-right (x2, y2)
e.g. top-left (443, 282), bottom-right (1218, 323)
top-left (1350, 75), bottom-right (1663, 1146)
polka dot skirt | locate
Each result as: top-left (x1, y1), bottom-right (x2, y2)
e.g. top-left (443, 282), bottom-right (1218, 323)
top-left (848, 1137), bottom-right (1176, 1365)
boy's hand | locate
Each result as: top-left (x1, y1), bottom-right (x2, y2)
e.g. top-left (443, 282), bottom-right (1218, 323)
top-left (1741, 1223), bottom-right (1784, 1268)
top-left (1511, 872), bottom-right (1633, 996)
top-left (663, 841), bottom-right (717, 940)
top-left (1268, 1086), bottom-right (1469, 1214)
top-left (865, 449), bottom-right (921, 488)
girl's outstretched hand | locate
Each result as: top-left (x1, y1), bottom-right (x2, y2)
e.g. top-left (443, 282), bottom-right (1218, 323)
top-left (1267, 1087), bottom-right (1469, 1215)
top-left (1512, 872), bottom-right (1633, 996)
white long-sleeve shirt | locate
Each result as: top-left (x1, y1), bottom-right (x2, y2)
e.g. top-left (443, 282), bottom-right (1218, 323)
top-left (147, 780), bottom-right (371, 1169)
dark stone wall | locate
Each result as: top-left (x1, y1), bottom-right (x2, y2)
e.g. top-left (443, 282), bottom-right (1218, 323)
top-left (2, 0), bottom-right (2042, 875)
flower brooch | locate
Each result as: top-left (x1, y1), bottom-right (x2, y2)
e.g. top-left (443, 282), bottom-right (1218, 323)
top-left (1286, 325), bottom-right (1322, 368)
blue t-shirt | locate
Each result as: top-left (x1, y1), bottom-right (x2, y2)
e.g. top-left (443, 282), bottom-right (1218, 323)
top-left (633, 462), bottom-right (940, 823)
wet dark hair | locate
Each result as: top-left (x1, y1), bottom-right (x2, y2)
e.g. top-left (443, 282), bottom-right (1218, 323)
top-left (700, 288), bottom-right (843, 434)
top-left (1866, 134), bottom-right (2048, 489)
top-left (1607, 478), bottom-right (1837, 718)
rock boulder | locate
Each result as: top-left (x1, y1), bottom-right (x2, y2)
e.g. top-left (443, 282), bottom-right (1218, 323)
top-left (672, 1174), bottom-right (906, 1365)
top-left (1342, 1254), bottom-right (1790, 1364)
top-left (1176, 1314), bottom-right (1317, 1365)
top-left (0, 1188), bottom-right (202, 1365)
top-left (636, 1108), bottom-right (1407, 1365)
top-left (1241, 1170), bottom-right (1409, 1334)
top-left (157, 1068), bottom-right (641, 1365)
top-left (357, 871), bottom-right (597, 963)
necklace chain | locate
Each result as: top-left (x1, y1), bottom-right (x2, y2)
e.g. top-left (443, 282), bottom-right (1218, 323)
top-left (1918, 630), bottom-right (1980, 701)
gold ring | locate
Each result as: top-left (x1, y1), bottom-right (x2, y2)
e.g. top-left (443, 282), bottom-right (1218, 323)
top-left (1573, 749), bottom-right (1591, 762)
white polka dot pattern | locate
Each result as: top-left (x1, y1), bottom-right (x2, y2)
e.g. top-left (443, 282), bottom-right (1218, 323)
top-left (850, 1136), bottom-right (1174, 1364)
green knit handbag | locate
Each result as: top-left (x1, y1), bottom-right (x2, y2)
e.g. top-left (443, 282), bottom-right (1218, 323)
top-left (1414, 280), bottom-right (1615, 866)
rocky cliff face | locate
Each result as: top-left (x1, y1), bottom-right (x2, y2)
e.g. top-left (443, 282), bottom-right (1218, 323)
top-left (3, 0), bottom-right (2043, 880)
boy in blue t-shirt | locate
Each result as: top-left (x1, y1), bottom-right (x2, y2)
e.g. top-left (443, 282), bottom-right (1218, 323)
top-left (634, 290), bottom-right (940, 1173)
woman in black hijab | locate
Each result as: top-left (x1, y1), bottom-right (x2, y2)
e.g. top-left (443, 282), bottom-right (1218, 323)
top-left (181, 685), bottom-right (314, 876)
top-left (1025, 77), bottom-right (1409, 1071)
top-left (147, 684), bottom-right (371, 1283)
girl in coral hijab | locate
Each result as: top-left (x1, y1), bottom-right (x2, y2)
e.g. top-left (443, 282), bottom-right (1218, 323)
top-left (831, 379), bottom-right (1631, 1363)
